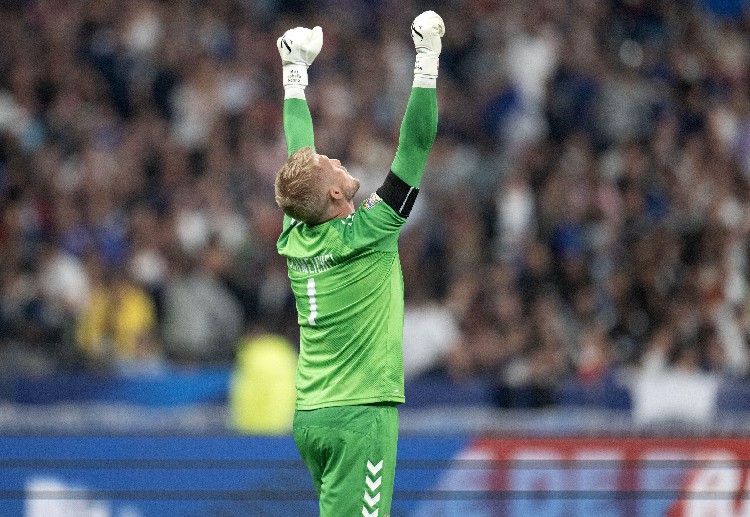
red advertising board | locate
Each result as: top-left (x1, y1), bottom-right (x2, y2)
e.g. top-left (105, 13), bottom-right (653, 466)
top-left (415, 437), bottom-right (750, 517)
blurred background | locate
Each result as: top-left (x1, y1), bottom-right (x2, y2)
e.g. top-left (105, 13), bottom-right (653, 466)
top-left (1, 0), bottom-right (750, 515)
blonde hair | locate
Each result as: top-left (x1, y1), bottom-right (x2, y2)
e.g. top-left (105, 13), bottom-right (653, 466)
top-left (275, 147), bottom-right (328, 225)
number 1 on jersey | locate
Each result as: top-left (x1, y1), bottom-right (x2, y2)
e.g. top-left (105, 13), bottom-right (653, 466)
top-left (307, 277), bottom-right (317, 326)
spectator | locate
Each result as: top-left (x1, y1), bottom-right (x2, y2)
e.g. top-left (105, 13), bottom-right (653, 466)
top-left (0, 0), bottom-right (746, 402)
top-left (160, 244), bottom-right (243, 364)
top-left (402, 284), bottom-right (462, 380)
top-left (229, 329), bottom-right (297, 435)
top-left (76, 260), bottom-right (160, 372)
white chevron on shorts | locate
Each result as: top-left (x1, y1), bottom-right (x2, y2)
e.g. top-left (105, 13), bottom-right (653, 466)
top-left (366, 475), bottom-right (382, 491)
top-left (362, 458), bottom-right (383, 517)
top-left (367, 460), bottom-right (383, 475)
top-left (364, 490), bottom-right (381, 507)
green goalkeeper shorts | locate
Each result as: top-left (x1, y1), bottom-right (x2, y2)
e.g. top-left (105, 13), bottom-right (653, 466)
top-left (293, 404), bottom-right (399, 517)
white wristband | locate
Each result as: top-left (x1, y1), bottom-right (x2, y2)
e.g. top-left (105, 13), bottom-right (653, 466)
top-left (282, 63), bottom-right (308, 87)
top-left (414, 55), bottom-right (439, 77)
top-left (284, 86), bottom-right (306, 99)
top-left (413, 75), bottom-right (437, 88)
top-left (413, 55), bottom-right (438, 87)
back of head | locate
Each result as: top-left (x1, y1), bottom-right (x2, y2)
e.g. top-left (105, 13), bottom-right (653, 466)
top-left (275, 147), bottom-right (327, 225)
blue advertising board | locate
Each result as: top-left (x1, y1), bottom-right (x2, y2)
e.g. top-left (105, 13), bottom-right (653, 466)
top-left (1, 435), bottom-right (748, 516)
top-left (0, 435), bottom-right (468, 517)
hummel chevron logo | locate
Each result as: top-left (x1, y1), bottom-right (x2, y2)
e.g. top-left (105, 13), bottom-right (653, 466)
top-left (367, 460), bottom-right (383, 475)
top-left (364, 490), bottom-right (381, 507)
top-left (366, 475), bottom-right (381, 491)
top-left (362, 458), bottom-right (383, 517)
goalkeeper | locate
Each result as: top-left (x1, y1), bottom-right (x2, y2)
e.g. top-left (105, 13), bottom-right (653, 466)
top-left (275, 11), bottom-right (443, 517)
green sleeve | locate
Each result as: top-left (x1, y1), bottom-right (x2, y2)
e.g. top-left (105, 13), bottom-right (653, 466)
top-left (338, 199), bottom-right (406, 252)
top-left (284, 98), bottom-right (315, 156)
top-left (390, 87), bottom-right (438, 188)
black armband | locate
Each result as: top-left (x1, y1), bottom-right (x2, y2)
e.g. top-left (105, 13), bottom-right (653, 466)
top-left (376, 171), bottom-right (419, 218)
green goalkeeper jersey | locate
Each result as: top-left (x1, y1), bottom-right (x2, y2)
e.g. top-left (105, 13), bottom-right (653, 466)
top-left (278, 201), bottom-right (407, 409)
top-left (278, 88), bottom-right (437, 410)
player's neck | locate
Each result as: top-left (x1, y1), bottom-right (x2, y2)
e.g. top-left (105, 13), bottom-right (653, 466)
top-left (323, 199), bottom-right (355, 222)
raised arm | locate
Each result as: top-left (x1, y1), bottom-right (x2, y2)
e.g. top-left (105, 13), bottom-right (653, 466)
top-left (277, 26), bottom-right (323, 156)
top-left (390, 89), bottom-right (438, 188)
top-left (284, 98), bottom-right (314, 156)
top-left (376, 11), bottom-right (443, 217)
top-left (390, 11), bottom-right (443, 187)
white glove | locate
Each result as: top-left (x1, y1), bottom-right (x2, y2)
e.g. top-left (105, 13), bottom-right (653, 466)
top-left (411, 11), bottom-right (444, 87)
top-left (277, 26), bottom-right (323, 93)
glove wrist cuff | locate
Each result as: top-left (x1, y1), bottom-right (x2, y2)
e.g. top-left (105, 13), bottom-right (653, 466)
top-left (284, 85), bottom-right (306, 99)
top-left (412, 75), bottom-right (437, 88)
top-left (282, 63), bottom-right (309, 87)
top-left (414, 55), bottom-right (439, 78)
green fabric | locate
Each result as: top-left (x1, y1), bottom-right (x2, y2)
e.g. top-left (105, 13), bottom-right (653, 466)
top-left (390, 87), bottom-right (438, 188)
top-left (293, 405), bottom-right (398, 517)
top-left (277, 196), bottom-right (407, 410)
top-left (284, 98), bottom-right (315, 156)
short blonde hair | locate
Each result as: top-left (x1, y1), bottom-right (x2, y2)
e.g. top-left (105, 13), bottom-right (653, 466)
top-left (275, 147), bottom-right (328, 225)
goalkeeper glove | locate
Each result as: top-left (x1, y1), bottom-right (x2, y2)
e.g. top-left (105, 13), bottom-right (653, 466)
top-left (277, 26), bottom-right (323, 97)
top-left (411, 10), bottom-right (445, 88)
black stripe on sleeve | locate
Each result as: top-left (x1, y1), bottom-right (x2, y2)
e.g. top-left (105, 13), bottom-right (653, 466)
top-left (376, 171), bottom-right (419, 218)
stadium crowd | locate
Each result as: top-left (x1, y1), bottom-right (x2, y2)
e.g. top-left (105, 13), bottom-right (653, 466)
top-left (1, 0), bottom-right (749, 403)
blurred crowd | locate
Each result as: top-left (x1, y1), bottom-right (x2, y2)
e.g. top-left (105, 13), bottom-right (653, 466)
top-left (1, 0), bottom-right (749, 401)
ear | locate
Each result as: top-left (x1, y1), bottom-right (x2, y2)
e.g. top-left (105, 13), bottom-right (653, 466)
top-left (328, 186), bottom-right (344, 200)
